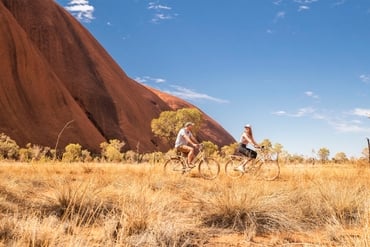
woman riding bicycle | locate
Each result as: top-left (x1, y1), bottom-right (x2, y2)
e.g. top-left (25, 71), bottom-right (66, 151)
top-left (234, 124), bottom-right (260, 172)
top-left (238, 124), bottom-right (260, 159)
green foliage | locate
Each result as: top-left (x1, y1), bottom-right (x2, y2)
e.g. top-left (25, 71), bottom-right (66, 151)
top-left (202, 141), bottom-right (218, 157)
top-left (318, 147), bottom-right (330, 162)
top-left (220, 143), bottom-right (238, 157)
top-left (19, 148), bottom-right (32, 162)
top-left (18, 143), bottom-right (52, 162)
top-left (123, 150), bottom-right (142, 163)
top-left (139, 151), bottom-right (165, 164)
top-left (165, 148), bottom-right (177, 159)
top-left (81, 150), bottom-right (93, 162)
top-left (287, 154), bottom-right (304, 164)
top-left (62, 143), bottom-right (91, 162)
top-left (151, 108), bottom-right (203, 145)
top-left (272, 143), bottom-right (283, 154)
top-left (62, 143), bottom-right (82, 162)
top-left (0, 133), bottom-right (19, 160)
top-left (100, 139), bottom-right (125, 162)
top-left (333, 152), bottom-right (348, 163)
top-left (260, 139), bottom-right (272, 151)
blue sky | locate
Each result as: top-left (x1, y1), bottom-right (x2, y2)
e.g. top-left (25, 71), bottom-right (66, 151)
top-left (55, 0), bottom-right (370, 158)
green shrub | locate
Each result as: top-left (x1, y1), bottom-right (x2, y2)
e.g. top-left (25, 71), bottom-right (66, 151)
top-left (202, 141), bottom-right (219, 157)
top-left (62, 144), bottom-right (92, 162)
top-left (62, 143), bottom-right (82, 162)
top-left (0, 133), bottom-right (19, 160)
top-left (100, 139), bottom-right (125, 162)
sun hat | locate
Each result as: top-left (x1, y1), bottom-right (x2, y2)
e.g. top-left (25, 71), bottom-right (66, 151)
top-left (244, 124), bottom-right (251, 128)
top-left (185, 122), bottom-right (194, 127)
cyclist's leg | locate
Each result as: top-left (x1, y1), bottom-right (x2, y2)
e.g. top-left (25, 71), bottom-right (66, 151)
top-left (245, 148), bottom-right (257, 159)
top-left (236, 144), bottom-right (251, 170)
top-left (177, 145), bottom-right (195, 165)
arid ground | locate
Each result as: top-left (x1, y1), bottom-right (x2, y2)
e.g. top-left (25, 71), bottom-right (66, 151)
top-left (0, 161), bottom-right (368, 246)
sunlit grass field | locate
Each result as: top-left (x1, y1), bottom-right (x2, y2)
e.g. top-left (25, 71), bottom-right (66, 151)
top-left (0, 161), bottom-right (369, 246)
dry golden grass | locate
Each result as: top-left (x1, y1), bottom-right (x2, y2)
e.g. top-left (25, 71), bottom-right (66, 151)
top-left (0, 161), bottom-right (368, 246)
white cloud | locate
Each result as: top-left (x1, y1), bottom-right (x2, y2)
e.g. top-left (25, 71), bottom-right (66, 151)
top-left (134, 76), bottom-right (166, 84)
top-left (305, 91), bottom-right (319, 99)
top-left (275, 11), bottom-right (286, 21)
top-left (298, 5), bottom-right (310, 11)
top-left (136, 75), bottom-right (228, 103)
top-left (272, 110), bottom-right (287, 116)
top-left (153, 13), bottom-right (173, 22)
top-left (273, 0), bottom-right (283, 5)
top-left (148, 3), bottom-right (172, 10)
top-left (274, 105), bottom-right (370, 133)
top-left (65, 0), bottom-right (94, 23)
top-left (272, 107), bottom-right (315, 117)
top-left (360, 74), bottom-right (370, 83)
top-left (352, 108), bottom-right (370, 118)
top-left (333, 0), bottom-right (346, 6)
top-left (293, 0), bottom-right (317, 11)
top-left (295, 107), bottom-right (315, 117)
top-left (166, 85), bottom-right (229, 103)
top-left (330, 121), bottom-right (366, 133)
top-left (294, 0), bottom-right (318, 4)
top-left (148, 2), bottom-right (176, 23)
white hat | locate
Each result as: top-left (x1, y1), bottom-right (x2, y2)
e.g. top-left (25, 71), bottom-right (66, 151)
top-left (244, 124), bottom-right (251, 128)
top-left (185, 122), bottom-right (194, 127)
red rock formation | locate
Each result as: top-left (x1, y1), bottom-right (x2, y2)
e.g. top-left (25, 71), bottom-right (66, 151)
top-left (0, 0), bottom-right (235, 154)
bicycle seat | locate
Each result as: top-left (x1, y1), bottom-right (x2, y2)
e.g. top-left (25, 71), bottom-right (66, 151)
top-left (176, 149), bottom-right (188, 157)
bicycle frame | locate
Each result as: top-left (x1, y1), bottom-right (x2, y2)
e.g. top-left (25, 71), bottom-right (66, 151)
top-left (225, 147), bottom-right (280, 180)
top-left (164, 144), bottom-right (220, 180)
top-left (174, 145), bottom-right (201, 165)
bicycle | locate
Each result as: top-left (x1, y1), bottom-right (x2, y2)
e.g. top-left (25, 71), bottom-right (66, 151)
top-left (163, 144), bottom-right (220, 180)
top-left (224, 146), bottom-right (280, 181)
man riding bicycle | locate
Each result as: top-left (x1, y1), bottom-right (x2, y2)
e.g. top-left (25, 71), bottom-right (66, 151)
top-left (174, 122), bottom-right (201, 166)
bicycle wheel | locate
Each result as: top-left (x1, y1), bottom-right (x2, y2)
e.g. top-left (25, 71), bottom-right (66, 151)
top-left (253, 154), bottom-right (280, 181)
top-left (198, 158), bottom-right (220, 180)
top-left (163, 158), bottom-right (186, 175)
top-left (225, 157), bottom-right (244, 178)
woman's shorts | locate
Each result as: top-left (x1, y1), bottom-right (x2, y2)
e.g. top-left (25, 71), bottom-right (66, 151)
top-left (237, 144), bottom-right (257, 159)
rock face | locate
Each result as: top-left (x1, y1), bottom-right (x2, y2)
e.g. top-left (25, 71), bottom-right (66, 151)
top-left (0, 0), bottom-right (235, 153)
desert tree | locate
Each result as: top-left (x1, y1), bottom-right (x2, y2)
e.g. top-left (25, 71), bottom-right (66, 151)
top-left (272, 142), bottom-right (283, 160)
top-left (259, 139), bottom-right (273, 158)
top-left (151, 108), bottom-right (203, 145)
top-left (287, 154), bottom-right (304, 164)
top-left (318, 147), bottom-right (330, 163)
top-left (333, 152), bottom-right (348, 164)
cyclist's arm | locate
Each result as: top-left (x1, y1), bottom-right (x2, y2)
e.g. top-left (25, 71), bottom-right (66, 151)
top-left (245, 133), bottom-right (259, 147)
top-left (185, 134), bottom-right (199, 147)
